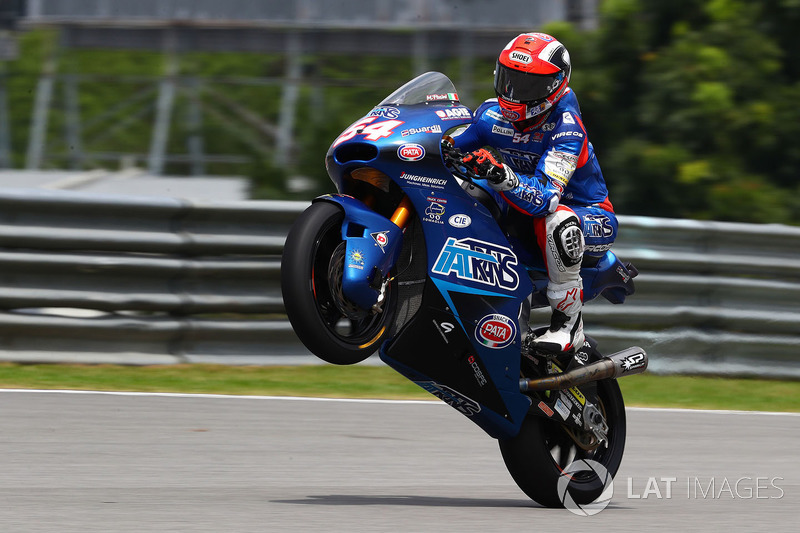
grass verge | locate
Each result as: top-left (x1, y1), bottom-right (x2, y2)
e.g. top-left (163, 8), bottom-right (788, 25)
top-left (1, 363), bottom-right (798, 412)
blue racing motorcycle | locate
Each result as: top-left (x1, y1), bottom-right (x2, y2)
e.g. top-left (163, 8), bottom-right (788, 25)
top-left (281, 72), bottom-right (647, 508)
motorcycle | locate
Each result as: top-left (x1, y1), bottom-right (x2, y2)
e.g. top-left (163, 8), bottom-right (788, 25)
top-left (281, 72), bottom-right (647, 508)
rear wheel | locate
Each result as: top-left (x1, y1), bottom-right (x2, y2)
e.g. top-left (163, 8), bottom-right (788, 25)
top-left (499, 376), bottom-right (626, 508)
top-left (281, 201), bottom-right (397, 365)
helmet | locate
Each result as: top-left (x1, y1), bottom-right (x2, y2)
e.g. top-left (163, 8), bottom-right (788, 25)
top-left (494, 33), bottom-right (571, 128)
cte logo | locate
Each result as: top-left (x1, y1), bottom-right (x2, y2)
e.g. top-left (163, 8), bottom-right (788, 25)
top-left (431, 237), bottom-right (519, 291)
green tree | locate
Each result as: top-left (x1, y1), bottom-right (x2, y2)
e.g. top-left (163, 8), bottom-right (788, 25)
top-left (581, 0), bottom-right (798, 223)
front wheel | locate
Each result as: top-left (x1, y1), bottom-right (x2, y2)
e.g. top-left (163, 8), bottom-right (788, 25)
top-left (281, 201), bottom-right (397, 365)
top-left (499, 377), bottom-right (626, 509)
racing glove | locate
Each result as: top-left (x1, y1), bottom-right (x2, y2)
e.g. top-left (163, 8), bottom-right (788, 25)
top-left (462, 148), bottom-right (518, 192)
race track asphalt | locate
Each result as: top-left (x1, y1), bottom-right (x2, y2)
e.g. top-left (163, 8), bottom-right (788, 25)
top-left (0, 390), bottom-right (797, 532)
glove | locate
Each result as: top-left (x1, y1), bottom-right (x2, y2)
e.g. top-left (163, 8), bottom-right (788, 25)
top-left (462, 148), bottom-right (518, 192)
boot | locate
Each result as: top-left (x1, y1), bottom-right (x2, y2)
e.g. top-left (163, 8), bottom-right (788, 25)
top-left (530, 281), bottom-right (585, 354)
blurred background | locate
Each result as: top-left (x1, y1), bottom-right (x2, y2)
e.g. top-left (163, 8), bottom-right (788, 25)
top-left (0, 0), bottom-right (797, 374)
top-left (1, 0), bottom-right (798, 223)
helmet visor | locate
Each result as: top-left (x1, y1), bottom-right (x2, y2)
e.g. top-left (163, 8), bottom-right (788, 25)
top-left (494, 62), bottom-right (564, 104)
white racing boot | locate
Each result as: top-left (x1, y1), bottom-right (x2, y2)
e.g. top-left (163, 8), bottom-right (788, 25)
top-left (530, 280), bottom-right (585, 354)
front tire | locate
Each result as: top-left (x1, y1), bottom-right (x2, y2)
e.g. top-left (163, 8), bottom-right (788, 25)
top-left (281, 201), bottom-right (397, 365)
top-left (499, 377), bottom-right (626, 508)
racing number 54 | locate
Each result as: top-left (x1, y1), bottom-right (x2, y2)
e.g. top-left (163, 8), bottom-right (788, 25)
top-left (333, 117), bottom-right (404, 147)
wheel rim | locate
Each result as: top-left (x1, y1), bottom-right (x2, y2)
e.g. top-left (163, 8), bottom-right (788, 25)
top-left (310, 215), bottom-right (390, 347)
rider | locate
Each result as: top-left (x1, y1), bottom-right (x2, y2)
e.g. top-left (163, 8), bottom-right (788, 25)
top-left (452, 32), bottom-right (617, 354)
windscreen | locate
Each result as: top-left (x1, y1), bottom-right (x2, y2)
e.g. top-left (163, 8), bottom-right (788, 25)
top-left (379, 71), bottom-right (459, 106)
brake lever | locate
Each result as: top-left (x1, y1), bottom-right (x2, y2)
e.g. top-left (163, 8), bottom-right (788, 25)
top-left (441, 138), bottom-right (479, 184)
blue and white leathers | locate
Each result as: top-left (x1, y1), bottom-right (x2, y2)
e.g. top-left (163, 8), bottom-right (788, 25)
top-left (452, 89), bottom-right (620, 352)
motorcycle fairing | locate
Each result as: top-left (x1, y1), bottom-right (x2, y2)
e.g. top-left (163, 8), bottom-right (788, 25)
top-left (381, 282), bottom-right (531, 439)
top-left (378, 182), bottom-right (534, 439)
top-left (581, 251), bottom-right (637, 304)
top-left (326, 103), bottom-right (473, 195)
top-left (322, 100), bottom-right (535, 438)
top-left (313, 194), bottom-right (403, 310)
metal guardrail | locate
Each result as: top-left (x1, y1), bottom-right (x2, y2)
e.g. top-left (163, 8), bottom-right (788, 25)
top-left (0, 188), bottom-right (305, 364)
top-left (581, 216), bottom-right (800, 378)
top-left (0, 187), bottom-right (798, 377)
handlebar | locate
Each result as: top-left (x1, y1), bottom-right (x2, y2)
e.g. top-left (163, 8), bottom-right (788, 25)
top-left (441, 136), bottom-right (481, 184)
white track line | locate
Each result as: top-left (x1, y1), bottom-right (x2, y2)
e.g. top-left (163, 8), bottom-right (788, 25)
top-left (626, 406), bottom-right (800, 417)
top-left (0, 388), bottom-right (437, 404)
top-left (1, 388), bottom-right (799, 416)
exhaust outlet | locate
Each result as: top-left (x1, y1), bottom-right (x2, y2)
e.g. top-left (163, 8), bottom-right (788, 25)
top-left (520, 346), bottom-right (648, 392)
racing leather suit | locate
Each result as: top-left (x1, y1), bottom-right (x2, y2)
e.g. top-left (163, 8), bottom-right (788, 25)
top-left (452, 89), bottom-right (617, 352)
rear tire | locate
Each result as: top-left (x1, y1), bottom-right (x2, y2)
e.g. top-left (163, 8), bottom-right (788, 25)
top-left (281, 202), bottom-right (397, 365)
top-left (499, 377), bottom-right (626, 508)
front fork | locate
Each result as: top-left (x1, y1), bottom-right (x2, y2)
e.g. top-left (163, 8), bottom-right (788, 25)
top-left (313, 193), bottom-right (415, 312)
top-left (373, 196), bottom-right (416, 313)
top-left (390, 195), bottom-right (415, 228)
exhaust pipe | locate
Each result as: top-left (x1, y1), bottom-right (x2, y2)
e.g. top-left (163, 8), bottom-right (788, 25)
top-left (520, 346), bottom-right (648, 392)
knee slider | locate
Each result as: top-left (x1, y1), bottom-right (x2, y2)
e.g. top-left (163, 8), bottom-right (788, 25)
top-left (550, 212), bottom-right (584, 267)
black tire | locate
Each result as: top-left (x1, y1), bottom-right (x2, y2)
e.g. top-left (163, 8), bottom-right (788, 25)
top-left (499, 377), bottom-right (626, 508)
top-left (281, 201), bottom-right (397, 365)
